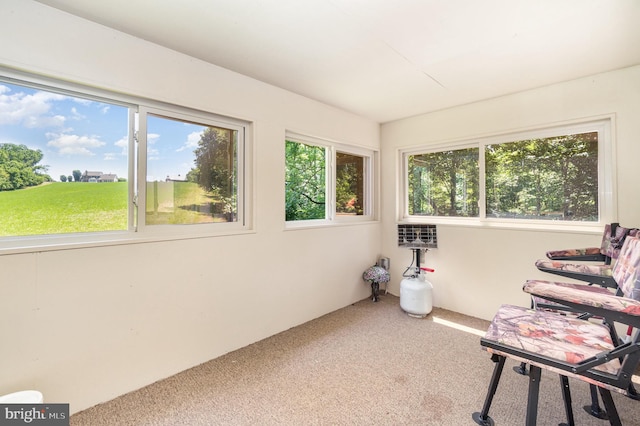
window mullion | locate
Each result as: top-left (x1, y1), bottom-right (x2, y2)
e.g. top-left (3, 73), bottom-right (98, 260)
top-left (328, 146), bottom-right (335, 221)
top-left (129, 109), bottom-right (139, 232)
top-left (478, 142), bottom-right (487, 221)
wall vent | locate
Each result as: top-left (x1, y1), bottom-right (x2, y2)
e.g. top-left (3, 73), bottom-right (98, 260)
top-left (397, 224), bottom-right (437, 249)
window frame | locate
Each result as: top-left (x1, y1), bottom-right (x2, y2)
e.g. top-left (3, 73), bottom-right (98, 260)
top-left (0, 67), bottom-right (253, 254)
top-left (136, 106), bottom-right (250, 237)
top-left (400, 117), bottom-right (616, 231)
top-left (285, 132), bottom-right (376, 228)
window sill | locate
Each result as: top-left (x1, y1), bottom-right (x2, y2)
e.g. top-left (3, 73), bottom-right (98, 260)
top-left (0, 228), bottom-right (256, 256)
top-left (400, 217), bottom-right (604, 235)
top-left (284, 218), bottom-right (379, 231)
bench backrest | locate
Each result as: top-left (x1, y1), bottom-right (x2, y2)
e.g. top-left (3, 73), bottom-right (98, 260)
top-left (612, 235), bottom-right (640, 301)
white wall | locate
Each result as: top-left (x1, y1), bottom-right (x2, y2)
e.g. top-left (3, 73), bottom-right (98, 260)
top-left (381, 65), bottom-right (640, 321)
top-left (0, 1), bottom-right (381, 413)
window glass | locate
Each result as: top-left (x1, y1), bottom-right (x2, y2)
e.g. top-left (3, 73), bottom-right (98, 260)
top-left (407, 148), bottom-right (479, 217)
top-left (336, 152), bottom-right (365, 216)
top-left (285, 140), bottom-right (326, 221)
top-left (0, 81), bottom-right (129, 237)
top-left (1, 72), bottom-right (251, 252)
top-left (485, 132), bottom-right (598, 221)
top-left (145, 114), bottom-right (238, 225)
top-left (402, 121), bottom-right (609, 226)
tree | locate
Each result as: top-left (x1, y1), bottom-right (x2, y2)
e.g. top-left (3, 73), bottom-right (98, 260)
top-left (190, 127), bottom-right (237, 216)
top-left (0, 143), bottom-right (49, 190)
top-left (485, 132), bottom-right (598, 220)
top-left (285, 141), bottom-right (326, 221)
top-left (408, 148), bottom-right (479, 217)
top-left (60, 175), bottom-right (67, 182)
top-left (73, 169), bottom-right (82, 182)
top-left (67, 175), bottom-right (73, 182)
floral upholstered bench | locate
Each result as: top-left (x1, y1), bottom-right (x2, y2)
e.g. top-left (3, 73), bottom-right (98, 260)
top-left (535, 224), bottom-right (638, 289)
top-left (473, 236), bottom-right (640, 426)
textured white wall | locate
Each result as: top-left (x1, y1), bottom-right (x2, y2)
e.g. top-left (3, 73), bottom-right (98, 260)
top-left (0, 0), bottom-right (380, 413)
top-left (381, 65), bottom-right (640, 321)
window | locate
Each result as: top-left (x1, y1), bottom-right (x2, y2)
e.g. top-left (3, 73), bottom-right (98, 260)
top-left (485, 132), bottom-right (598, 221)
top-left (0, 71), bottom-right (251, 251)
top-left (285, 133), bottom-right (374, 225)
top-left (402, 119), bottom-right (613, 227)
top-left (285, 140), bottom-right (326, 221)
top-left (0, 80), bottom-right (131, 237)
top-left (336, 152), bottom-right (366, 216)
top-left (407, 147), bottom-right (479, 217)
top-left (142, 110), bottom-right (241, 227)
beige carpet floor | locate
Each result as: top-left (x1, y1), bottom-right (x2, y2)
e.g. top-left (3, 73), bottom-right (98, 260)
top-left (70, 294), bottom-right (640, 425)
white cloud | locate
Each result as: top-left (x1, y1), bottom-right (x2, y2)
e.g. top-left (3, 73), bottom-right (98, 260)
top-left (176, 130), bottom-right (202, 152)
top-left (114, 136), bottom-right (128, 156)
top-left (70, 107), bottom-right (86, 120)
top-left (0, 84), bottom-right (67, 128)
top-left (46, 133), bottom-right (106, 156)
top-left (147, 133), bottom-right (160, 145)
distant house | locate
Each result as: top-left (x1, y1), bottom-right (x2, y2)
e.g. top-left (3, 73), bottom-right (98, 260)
top-left (81, 170), bottom-right (118, 182)
top-left (98, 174), bottom-right (118, 182)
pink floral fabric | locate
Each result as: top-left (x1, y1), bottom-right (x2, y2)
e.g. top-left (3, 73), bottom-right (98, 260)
top-left (611, 234), bottom-right (640, 301)
top-left (545, 247), bottom-right (601, 259)
top-left (523, 280), bottom-right (640, 316)
top-left (545, 224), bottom-right (638, 261)
top-left (526, 235), bottom-right (640, 312)
top-left (483, 304), bottom-right (619, 375)
top-left (534, 259), bottom-right (612, 277)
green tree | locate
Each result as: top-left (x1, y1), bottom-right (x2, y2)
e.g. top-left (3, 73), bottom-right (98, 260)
top-left (0, 143), bottom-right (49, 190)
top-left (191, 127), bottom-right (237, 217)
top-left (73, 169), bottom-right (82, 182)
top-left (485, 132), bottom-right (597, 220)
top-left (285, 141), bottom-right (326, 221)
top-left (408, 148), bottom-right (479, 217)
top-left (60, 175), bottom-right (67, 182)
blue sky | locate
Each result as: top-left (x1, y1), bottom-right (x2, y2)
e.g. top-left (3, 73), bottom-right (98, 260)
top-left (0, 81), bottom-right (205, 182)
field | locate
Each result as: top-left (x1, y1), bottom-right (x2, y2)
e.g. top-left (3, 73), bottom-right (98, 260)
top-left (0, 181), bottom-right (227, 237)
top-left (0, 182), bottom-right (129, 237)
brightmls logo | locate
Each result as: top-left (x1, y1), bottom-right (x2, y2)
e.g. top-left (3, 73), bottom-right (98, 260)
top-left (1, 404), bottom-right (69, 425)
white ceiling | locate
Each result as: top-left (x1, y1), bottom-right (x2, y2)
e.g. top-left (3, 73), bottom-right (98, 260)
top-left (35, 0), bottom-right (640, 123)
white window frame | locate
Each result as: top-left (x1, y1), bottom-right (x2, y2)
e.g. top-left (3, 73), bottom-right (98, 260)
top-left (400, 117), bottom-right (615, 231)
top-left (0, 68), bottom-right (253, 254)
top-left (136, 106), bottom-right (250, 238)
top-left (285, 132), bottom-right (376, 228)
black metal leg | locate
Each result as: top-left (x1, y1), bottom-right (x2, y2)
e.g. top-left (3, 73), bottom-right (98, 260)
top-left (371, 282), bottom-right (379, 302)
top-left (513, 362), bottom-right (528, 375)
top-left (472, 354), bottom-right (505, 426)
top-left (597, 388), bottom-right (622, 426)
top-left (526, 365), bottom-right (541, 426)
top-left (558, 375), bottom-right (575, 426)
top-left (626, 382), bottom-right (640, 400)
top-left (583, 384), bottom-right (608, 419)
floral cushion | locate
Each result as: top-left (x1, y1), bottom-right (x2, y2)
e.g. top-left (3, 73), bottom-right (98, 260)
top-left (483, 304), bottom-right (619, 376)
top-left (544, 224), bottom-right (638, 261)
top-left (611, 235), bottom-right (640, 301)
top-left (545, 247), bottom-right (601, 259)
top-left (534, 259), bottom-right (612, 277)
top-left (523, 280), bottom-right (640, 315)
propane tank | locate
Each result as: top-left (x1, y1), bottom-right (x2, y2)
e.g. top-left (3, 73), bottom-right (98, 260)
top-left (400, 267), bottom-right (434, 318)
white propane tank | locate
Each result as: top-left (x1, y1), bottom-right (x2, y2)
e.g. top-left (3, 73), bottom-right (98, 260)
top-left (400, 267), bottom-right (433, 318)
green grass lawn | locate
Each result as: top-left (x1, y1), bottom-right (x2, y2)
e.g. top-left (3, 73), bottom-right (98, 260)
top-left (0, 181), bottom-right (227, 237)
top-left (0, 182), bottom-right (128, 237)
